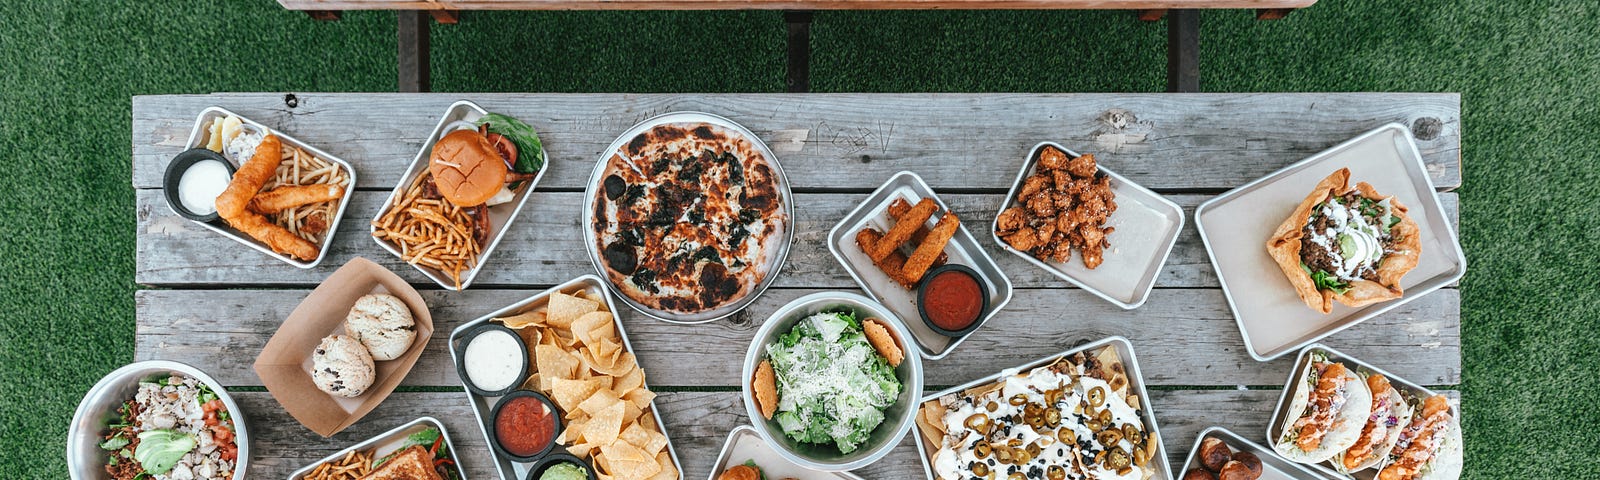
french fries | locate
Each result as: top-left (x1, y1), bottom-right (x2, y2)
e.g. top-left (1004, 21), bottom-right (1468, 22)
top-left (302, 449), bottom-right (373, 480)
top-left (372, 173), bottom-right (481, 289)
top-left (262, 146), bottom-right (350, 244)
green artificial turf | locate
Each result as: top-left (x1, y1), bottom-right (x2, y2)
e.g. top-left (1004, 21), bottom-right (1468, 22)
top-left (2, 0), bottom-right (1597, 478)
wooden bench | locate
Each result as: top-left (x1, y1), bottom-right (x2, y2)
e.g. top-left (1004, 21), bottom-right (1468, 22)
top-left (277, 0), bottom-right (1317, 93)
top-left (132, 92), bottom-right (1457, 479)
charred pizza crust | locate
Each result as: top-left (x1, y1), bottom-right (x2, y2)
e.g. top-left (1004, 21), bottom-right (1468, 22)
top-left (591, 123), bottom-right (788, 315)
top-left (1266, 168), bottom-right (1422, 313)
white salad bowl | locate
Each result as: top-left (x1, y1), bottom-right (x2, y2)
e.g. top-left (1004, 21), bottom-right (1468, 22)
top-left (740, 292), bottom-right (924, 472)
top-left (68, 360), bottom-right (248, 480)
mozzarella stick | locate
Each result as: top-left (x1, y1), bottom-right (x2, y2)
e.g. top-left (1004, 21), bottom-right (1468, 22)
top-left (901, 212), bottom-right (960, 282)
top-left (248, 184), bottom-right (346, 214)
top-left (887, 197), bottom-right (949, 265)
top-left (856, 228), bottom-right (918, 288)
top-left (868, 198), bottom-right (936, 262)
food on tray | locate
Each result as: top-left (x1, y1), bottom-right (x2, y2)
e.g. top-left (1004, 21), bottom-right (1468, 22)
top-left (996, 145), bottom-right (1118, 269)
top-left (176, 156), bottom-right (231, 216)
top-left (373, 113), bottom-right (546, 289)
top-left (752, 310), bottom-right (902, 454)
top-left (361, 445), bottom-right (443, 480)
top-left (485, 289), bottom-right (678, 480)
top-left (1375, 394), bottom-right (1461, 480)
top-left (99, 374), bottom-right (238, 480)
top-left (1266, 168), bottom-right (1422, 313)
top-left (462, 326), bottom-right (527, 392)
top-left (916, 346), bottom-right (1159, 480)
top-left (302, 427), bottom-right (459, 480)
top-left (1186, 437), bottom-right (1263, 480)
top-left (719, 461), bottom-right (796, 480)
top-left (1336, 374), bottom-right (1416, 473)
top-left (494, 392), bottom-right (559, 458)
top-left (344, 294), bottom-right (417, 361)
top-left (1273, 355), bottom-right (1372, 463)
top-left (854, 197), bottom-right (960, 288)
top-left (312, 334), bottom-right (376, 398)
top-left (205, 116), bottom-right (351, 261)
top-left (918, 266), bottom-right (985, 334)
top-left (540, 461), bottom-right (590, 480)
top-left (591, 122), bottom-right (788, 315)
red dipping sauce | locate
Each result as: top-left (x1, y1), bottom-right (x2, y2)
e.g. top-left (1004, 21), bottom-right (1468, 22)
top-left (922, 270), bottom-right (984, 331)
top-left (495, 395), bottom-right (556, 457)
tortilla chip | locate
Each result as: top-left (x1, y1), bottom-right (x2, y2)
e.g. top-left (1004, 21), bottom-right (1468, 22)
top-left (510, 325), bottom-right (543, 349)
top-left (577, 289), bottom-right (609, 309)
top-left (584, 401), bottom-right (628, 446)
top-left (576, 389), bottom-right (620, 416)
top-left (572, 311), bottom-right (617, 346)
top-left (498, 309), bottom-right (547, 329)
top-left (551, 377), bottom-right (604, 411)
top-left (648, 452), bottom-right (677, 480)
top-left (535, 344), bottom-right (582, 379)
top-left (600, 441), bottom-right (660, 479)
top-left (549, 293), bottom-right (600, 327)
top-left (615, 366), bottom-right (645, 394)
top-left (621, 423), bottom-right (668, 455)
top-left (592, 352), bottom-right (637, 377)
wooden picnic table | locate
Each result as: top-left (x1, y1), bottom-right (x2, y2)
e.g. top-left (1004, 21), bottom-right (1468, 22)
top-left (131, 92), bottom-right (1460, 479)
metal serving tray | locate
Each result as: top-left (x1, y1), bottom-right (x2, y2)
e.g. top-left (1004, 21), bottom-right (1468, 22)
top-left (992, 142), bottom-right (1184, 310)
top-left (447, 275), bottom-right (683, 480)
top-left (370, 100), bottom-right (549, 291)
top-left (1194, 124), bottom-right (1467, 361)
top-left (707, 425), bottom-right (867, 480)
top-left (580, 111), bottom-right (794, 324)
top-left (179, 107), bottom-right (358, 269)
top-left (287, 417), bottom-right (468, 480)
top-left (1266, 344), bottom-right (1461, 480)
top-left (911, 336), bottom-right (1173, 480)
top-left (828, 171), bottom-right (1015, 360)
top-left (1178, 427), bottom-right (1328, 480)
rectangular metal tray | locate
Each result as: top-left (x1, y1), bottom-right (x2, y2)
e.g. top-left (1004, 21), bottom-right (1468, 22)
top-left (991, 141), bottom-right (1185, 309)
top-left (1194, 124), bottom-right (1467, 360)
top-left (370, 100), bottom-right (548, 290)
top-left (911, 336), bottom-right (1173, 480)
top-left (287, 416), bottom-right (468, 480)
top-left (447, 275), bottom-right (683, 480)
top-left (1266, 344), bottom-right (1461, 480)
top-left (707, 425), bottom-right (866, 480)
top-left (1178, 427), bottom-right (1329, 480)
top-left (827, 170), bottom-right (1015, 360)
top-left (180, 107), bottom-right (358, 269)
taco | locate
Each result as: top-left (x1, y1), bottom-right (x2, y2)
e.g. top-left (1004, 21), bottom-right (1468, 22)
top-left (1335, 373), bottom-right (1416, 473)
top-left (1274, 357), bottom-right (1371, 463)
top-left (1267, 168), bottom-right (1422, 313)
top-left (1377, 395), bottom-right (1463, 480)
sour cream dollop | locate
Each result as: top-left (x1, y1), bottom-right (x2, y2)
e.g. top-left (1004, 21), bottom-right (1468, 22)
top-left (178, 160), bottom-right (231, 216)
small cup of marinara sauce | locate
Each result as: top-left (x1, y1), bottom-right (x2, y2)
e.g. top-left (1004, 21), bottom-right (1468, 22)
top-left (491, 390), bottom-right (562, 462)
top-left (916, 264), bottom-right (989, 337)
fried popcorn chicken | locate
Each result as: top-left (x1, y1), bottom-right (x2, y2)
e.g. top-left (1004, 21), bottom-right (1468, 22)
top-left (994, 145), bottom-right (1118, 269)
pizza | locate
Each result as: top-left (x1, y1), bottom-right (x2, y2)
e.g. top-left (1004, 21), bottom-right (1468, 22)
top-left (591, 122), bottom-right (789, 316)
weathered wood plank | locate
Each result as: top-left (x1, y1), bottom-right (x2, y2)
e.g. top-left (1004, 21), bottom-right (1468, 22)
top-left (134, 189), bottom-right (1458, 288)
top-left (131, 93), bottom-right (1460, 192)
top-left (277, 0), bottom-right (1318, 10)
top-left (229, 389), bottom-right (1447, 480)
top-left (134, 287), bottom-right (1460, 388)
